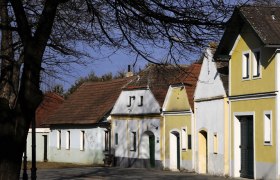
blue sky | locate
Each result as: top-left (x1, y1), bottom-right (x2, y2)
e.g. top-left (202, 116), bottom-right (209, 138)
top-left (56, 49), bottom-right (148, 91)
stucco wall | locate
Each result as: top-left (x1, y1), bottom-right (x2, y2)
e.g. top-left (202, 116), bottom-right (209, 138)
top-left (26, 128), bottom-right (49, 162)
top-left (49, 126), bottom-right (107, 165)
top-left (112, 117), bottom-right (162, 168)
top-left (230, 98), bottom-right (276, 179)
top-left (195, 99), bottom-right (225, 175)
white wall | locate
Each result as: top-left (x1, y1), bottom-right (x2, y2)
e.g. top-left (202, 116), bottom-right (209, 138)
top-left (49, 126), bottom-right (107, 165)
top-left (111, 89), bottom-right (161, 115)
top-left (26, 128), bottom-right (49, 162)
top-left (194, 48), bottom-right (226, 100)
top-left (195, 100), bottom-right (225, 175)
top-left (114, 118), bottom-right (161, 160)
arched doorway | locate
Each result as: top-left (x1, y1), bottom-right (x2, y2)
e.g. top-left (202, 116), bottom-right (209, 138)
top-left (198, 130), bottom-right (207, 173)
top-left (139, 131), bottom-right (155, 168)
top-left (170, 131), bottom-right (180, 170)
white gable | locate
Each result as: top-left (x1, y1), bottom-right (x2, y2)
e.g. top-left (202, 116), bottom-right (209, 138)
top-left (111, 89), bottom-right (161, 115)
top-left (194, 49), bottom-right (227, 100)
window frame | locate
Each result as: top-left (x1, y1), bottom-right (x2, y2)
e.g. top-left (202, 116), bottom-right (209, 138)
top-left (130, 131), bottom-right (137, 151)
top-left (57, 130), bottom-right (61, 150)
top-left (252, 50), bottom-right (261, 78)
top-left (80, 130), bottom-right (85, 151)
top-left (181, 128), bottom-right (187, 151)
top-left (242, 52), bottom-right (250, 80)
top-left (264, 111), bottom-right (272, 146)
top-left (66, 131), bottom-right (70, 150)
top-left (115, 133), bottom-right (118, 145)
top-left (213, 133), bottom-right (218, 154)
top-left (104, 130), bottom-right (109, 151)
top-left (188, 134), bottom-right (192, 150)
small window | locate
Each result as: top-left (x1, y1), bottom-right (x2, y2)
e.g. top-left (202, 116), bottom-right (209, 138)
top-left (242, 53), bottom-right (250, 79)
top-left (138, 96), bottom-right (143, 106)
top-left (57, 130), bottom-right (61, 149)
top-left (181, 128), bottom-right (187, 150)
top-left (80, 131), bottom-right (85, 151)
top-left (264, 112), bottom-right (272, 145)
top-left (127, 96), bottom-right (135, 107)
top-left (104, 130), bottom-right (109, 151)
top-left (66, 131), bottom-right (70, 150)
top-left (188, 135), bottom-right (192, 150)
top-left (214, 133), bottom-right (218, 154)
top-left (130, 132), bottom-right (136, 151)
top-left (253, 51), bottom-right (261, 77)
top-left (115, 133), bottom-right (118, 145)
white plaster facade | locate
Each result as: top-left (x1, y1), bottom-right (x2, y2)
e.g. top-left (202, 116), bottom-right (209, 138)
top-left (48, 126), bottom-right (108, 165)
top-left (111, 89), bottom-right (163, 168)
top-left (194, 48), bottom-right (228, 176)
top-left (26, 128), bottom-right (50, 162)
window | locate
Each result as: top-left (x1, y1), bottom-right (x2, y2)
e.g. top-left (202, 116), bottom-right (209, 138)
top-left (253, 51), bottom-right (261, 77)
top-left (57, 130), bottom-right (61, 149)
top-left (104, 130), bottom-right (109, 151)
top-left (127, 96), bottom-right (135, 107)
top-left (214, 133), bottom-right (218, 154)
top-left (66, 131), bottom-right (70, 150)
top-left (80, 131), bottom-right (85, 151)
top-left (264, 112), bottom-right (272, 145)
top-left (115, 133), bottom-right (118, 145)
top-left (181, 128), bottom-right (187, 150)
top-left (242, 53), bottom-right (250, 79)
top-left (130, 132), bottom-right (136, 151)
top-left (138, 96), bottom-right (143, 106)
top-left (188, 135), bottom-right (192, 150)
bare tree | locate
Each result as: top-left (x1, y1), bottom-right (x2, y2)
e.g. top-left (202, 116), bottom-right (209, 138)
top-left (0, 0), bottom-right (237, 179)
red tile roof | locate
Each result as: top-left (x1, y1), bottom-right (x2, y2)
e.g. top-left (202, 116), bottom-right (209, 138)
top-left (46, 77), bottom-right (134, 125)
top-left (35, 92), bottom-right (64, 128)
top-left (124, 63), bottom-right (202, 110)
top-left (182, 63), bottom-right (202, 110)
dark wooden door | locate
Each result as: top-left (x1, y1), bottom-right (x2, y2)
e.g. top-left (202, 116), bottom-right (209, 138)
top-left (176, 135), bottom-right (180, 170)
top-left (240, 116), bottom-right (254, 179)
top-left (43, 135), bottom-right (48, 161)
top-left (149, 135), bottom-right (155, 168)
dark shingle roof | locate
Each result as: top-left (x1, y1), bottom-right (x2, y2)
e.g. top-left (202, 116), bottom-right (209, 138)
top-left (215, 5), bottom-right (280, 58)
top-left (36, 92), bottom-right (64, 127)
top-left (216, 61), bottom-right (229, 95)
top-left (46, 77), bottom-right (134, 125)
top-left (240, 6), bottom-right (280, 45)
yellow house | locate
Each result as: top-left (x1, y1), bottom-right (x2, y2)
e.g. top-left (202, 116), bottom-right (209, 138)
top-left (215, 6), bottom-right (280, 179)
top-left (162, 63), bottom-right (201, 171)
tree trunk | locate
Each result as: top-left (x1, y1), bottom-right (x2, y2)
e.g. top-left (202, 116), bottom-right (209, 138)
top-left (0, 113), bottom-right (28, 180)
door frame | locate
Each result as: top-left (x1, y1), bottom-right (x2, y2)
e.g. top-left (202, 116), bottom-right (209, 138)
top-left (233, 112), bottom-right (255, 178)
top-left (42, 135), bottom-right (48, 162)
top-left (169, 130), bottom-right (181, 170)
top-left (198, 129), bottom-right (208, 174)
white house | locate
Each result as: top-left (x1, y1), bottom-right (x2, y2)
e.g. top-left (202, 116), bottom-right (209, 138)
top-left (46, 77), bottom-right (133, 165)
top-left (26, 92), bottom-right (64, 162)
top-left (194, 47), bottom-right (229, 176)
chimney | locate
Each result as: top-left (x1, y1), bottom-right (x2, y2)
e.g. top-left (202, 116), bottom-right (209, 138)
top-left (126, 65), bottom-right (133, 77)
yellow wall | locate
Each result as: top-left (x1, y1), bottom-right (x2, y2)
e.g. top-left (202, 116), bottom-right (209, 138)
top-left (224, 98), bottom-right (229, 175)
top-left (164, 86), bottom-right (190, 111)
top-left (231, 98), bottom-right (276, 163)
top-left (164, 114), bottom-right (192, 161)
top-left (230, 25), bottom-right (276, 96)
